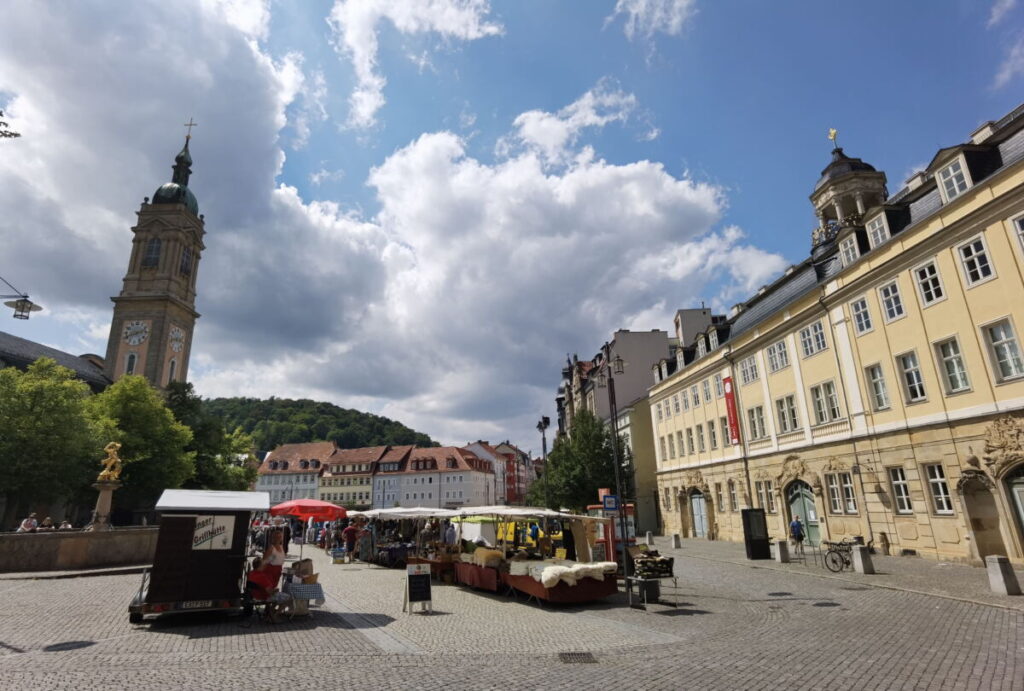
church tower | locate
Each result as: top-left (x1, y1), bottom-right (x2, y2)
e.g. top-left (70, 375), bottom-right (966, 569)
top-left (103, 134), bottom-right (205, 387)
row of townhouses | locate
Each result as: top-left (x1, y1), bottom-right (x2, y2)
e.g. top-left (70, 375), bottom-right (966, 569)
top-left (253, 440), bottom-right (538, 510)
top-left (558, 103), bottom-right (1024, 566)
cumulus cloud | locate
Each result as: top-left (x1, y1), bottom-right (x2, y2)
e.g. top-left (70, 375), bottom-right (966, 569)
top-left (327, 0), bottom-right (503, 129)
top-left (607, 0), bottom-right (697, 42)
top-left (994, 33), bottom-right (1024, 89)
top-left (0, 0), bottom-right (787, 450)
top-left (988, 0), bottom-right (1018, 28)
top-left (500, 79), bottom-right (639, 165)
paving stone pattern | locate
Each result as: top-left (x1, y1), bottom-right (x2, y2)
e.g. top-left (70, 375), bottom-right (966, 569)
top-left (0, 542), bottom-right (1020, 690)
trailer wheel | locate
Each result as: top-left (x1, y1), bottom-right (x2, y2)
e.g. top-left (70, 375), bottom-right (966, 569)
top-left (129, 612), bottom-right (143, 624)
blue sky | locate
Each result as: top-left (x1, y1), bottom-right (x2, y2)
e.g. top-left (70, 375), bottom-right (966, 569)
top-left (0, 0), bottom-right (1022, 452)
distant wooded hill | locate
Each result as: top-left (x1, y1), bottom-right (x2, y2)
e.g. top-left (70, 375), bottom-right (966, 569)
top-left (201, 397), bottom-right (438, 452)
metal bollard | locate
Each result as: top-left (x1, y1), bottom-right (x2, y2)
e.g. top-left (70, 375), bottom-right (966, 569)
top-left (775, 539), bottom-right (790, 563)
top-left (646, 531), bottom-right (654, 546)
top-left (671, 533), bottom-right (682, 549)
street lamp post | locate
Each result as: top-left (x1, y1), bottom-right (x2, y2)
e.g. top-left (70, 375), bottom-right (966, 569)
top-left (597, 343), bottom-right (630, 576)
top-left (537, 416), bottom-right (550, 507)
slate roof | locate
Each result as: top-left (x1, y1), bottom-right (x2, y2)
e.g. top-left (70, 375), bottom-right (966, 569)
top-left (0, 329), bottom-right (110, 391)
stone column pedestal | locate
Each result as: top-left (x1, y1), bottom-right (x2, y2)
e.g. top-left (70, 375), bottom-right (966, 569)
top-left (87, 481), bottom-right (122, 532)
top-left (986, 555), bottom-right (1022, 596)
top-left (774, 540), bottom-right (790, 563)
top-left (671, 533), bottom-right (682, 549)
top-left (852, 545), bottom-right (875, 574)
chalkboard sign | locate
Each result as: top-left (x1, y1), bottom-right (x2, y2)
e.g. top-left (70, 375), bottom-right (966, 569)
top-left (405, 563), bottom-right (432, 611)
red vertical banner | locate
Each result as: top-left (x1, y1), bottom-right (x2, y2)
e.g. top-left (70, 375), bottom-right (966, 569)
top-left (723, 376), bottom-right (742, 446)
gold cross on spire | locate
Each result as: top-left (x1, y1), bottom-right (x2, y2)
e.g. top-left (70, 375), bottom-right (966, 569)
top-left (184, 117), bottom-right (198, 140)
top-left (828, 127), bottom-right (838, 147)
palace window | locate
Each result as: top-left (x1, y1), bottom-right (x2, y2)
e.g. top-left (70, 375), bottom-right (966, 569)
top-left (673, 394), bottom-right (681, 415)
top-left (897, 351), bottom-right (927, 402)
top-left (888, 467), bottom-right (914, 514)
top-left (696, 339), bottom-right (707, 358)
top-left (739, 356), bottom-right (759, 385)
top-left (746, 406), bottom-right (767, 440)
top-left (775, 395), bottom-right (799, 434)
top-left (938, 158), bottom-right (969, 201)
top-left (709, 330), bottom-right (719, 350)
top-left (986, 320), bottom-right (1024, 381)
top-left (696, 424), bottom-right (706, 452)
top-left (936, 338), bottom-right (970, 394)
top-left (866, 215), bottom-right (889, 248)
top-left (708, 420), bottom-right (718, 449)
top-left (958, 237), bottom-right (994, 286)
top-left (1015, 215), bottom-right (1024, 253)
top-left (755, 480), bottom-right (776, 513)
top-left (720, 416), bottom-right (730, 446)
top-left (676, 431), bottom-right (685, 457)
top-left (850, 297), bottom-right (872, 334)
top-left (926, 464), bottom-right (953, 515)
top-left (656, 402), bottom-right (663, 422)
top-left (810, 381), bottom-right (841, 425)
top-left (825, 472), bottom-right (857, 514)
top-left (914, 261), bottom-right (945, 305)
top-left (686, 428), bottom-right (695, 455)
top-left (728, 480), bottom-right (739, 511)
top-left (142, 238), bottom-right (161, 268)
top-left (766, 340), bottom-right (789, 372)
top-left (879, 280), bottom-right (905, 321)
top-left (715, 483), bottom-right (724, 511)
top-left (659, 437), bottom-right (667, 463)
top-left (179, 247), bottom-right (194, 276)
top-left (866, 364), bottom-right (890, 411)
top-left (682, 390), bottom-right (690, 411)
top-left (667, 434), bottom-right (676, 459)
top-left (839, 236), bottom-right (859, 265)
top-left (702, 380), bottom-right (712, 402)
top-left (691, 385), bottom-right (700, 407)
top-left (799, 321), bottom-right (827, 357)
top-left (714, 374), bottom-right (724, 398)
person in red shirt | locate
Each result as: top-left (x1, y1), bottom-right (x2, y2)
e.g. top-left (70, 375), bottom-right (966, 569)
top-left (341, 521), bottom-right (359, 563)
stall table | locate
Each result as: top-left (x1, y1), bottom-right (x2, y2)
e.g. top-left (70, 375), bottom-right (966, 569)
top-left (454, 562), bottom-right (500, 592)
top-left (501, 572), bottom-right (618, 604)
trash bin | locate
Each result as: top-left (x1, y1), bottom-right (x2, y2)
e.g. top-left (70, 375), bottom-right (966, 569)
top-left (637, 579), bottom-right (661, 602)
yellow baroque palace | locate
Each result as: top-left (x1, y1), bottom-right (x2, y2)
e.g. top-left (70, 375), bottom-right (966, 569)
top-left (651, 104), bottom-right (1024, 565)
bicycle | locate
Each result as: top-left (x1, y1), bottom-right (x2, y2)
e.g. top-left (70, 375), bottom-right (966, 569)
top-left (822, 539), bottom-right (855, 572)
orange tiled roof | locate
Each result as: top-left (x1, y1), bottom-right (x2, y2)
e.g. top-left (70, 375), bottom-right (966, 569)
top-left (258, 441), bottom-right (337, 474)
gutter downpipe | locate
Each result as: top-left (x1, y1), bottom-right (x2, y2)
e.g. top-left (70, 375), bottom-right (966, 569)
top-left (819, 289), bottom-right (874, 547)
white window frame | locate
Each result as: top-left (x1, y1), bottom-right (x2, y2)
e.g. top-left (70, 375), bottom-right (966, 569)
top-left (739, 356), bottom-right (759, 386)
top-left (714, 374), bottom-right (724, 398)
top-left (839, 235), bottom-right (859, 266)
top-left (702, 380), bottom-right (712, 403)
top-left (913, 259), bottom-right (946, 307)
top-left (755, 480), bottom-right (776, 513)
top-left (889, 467), bottom-right (914, 514)
top-left (676, 431), bottom-right (685, 457)
top-left (799, 321), bottom-right (827, 357)
top-left (667, 433), bottom-right (676, 459)
top-left (925, 464), bottom-right (954, 515)
top-left (746, 406), bottom-right (766, 440)
top-left (866, 363), bottom-right (890, 411)
top-left (878, 280), bottom-right (905, 323)
top-left (934, 337), bottom-right (971, 394)
top-left (866, 214), bottom-right (889, 248)
top-left (672, 394), bottom-right (681, 415)
top-left (850, 297), bottom-right (873, 335)
top-left (897, 350), bottom-right (927, 403)
top-left (715, 483), bottom-right (724, 511)
top-left (686, 428), bottom-right (695, 455)
top-left (982, 317), bottom-right (1024, 383)
top-left (696, 423), bottom-right (706, 453)
top-left (937, 156), bottom-right (971, 203)
top-left (696, 339), bottom-right (707, 358)
top-left (826, 474), bottom-right (843, 513)
top-left (775, 394), bottom-right (799, 434)
top-left (708, 420), bottom-right (718, 449)
top-left (682, 390), bottom-right (690, 411)
top-left (956, 235), bottom-right (996, 287)
top-left (691, 385), bottom-right (700, 407)
top-left (728, 480), bottom-right (738, 512)
top-left (655, 402), bottom-right (663, 421)
top-left (709, 330), bottom-right (719, 350)
top-left (766, 340), bottom-right (789, 373)
top-left (810, 381), bottom-right (841, 425)
top-left (1013, 213), bottom-right (1024, 256)
top-left (659, 437), bottom-right (667, 463)
top-left (720, 416), bottom-right (730, 446)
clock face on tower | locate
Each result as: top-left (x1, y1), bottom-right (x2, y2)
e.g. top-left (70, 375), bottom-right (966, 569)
top-left (122, 320), bottom-right (149, 346)
top-left (169, 326), bottom-right (185, 352)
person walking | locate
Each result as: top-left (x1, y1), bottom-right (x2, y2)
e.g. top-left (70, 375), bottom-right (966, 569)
top-left (342, 521), bottom-right (359, 563)
top-left (790, 515), bottom-right (805, 556)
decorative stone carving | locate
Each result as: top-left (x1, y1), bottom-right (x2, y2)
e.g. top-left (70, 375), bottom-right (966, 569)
top-left (682, 470), bottom-right (710, 494)
top-left (982, 416), bottom-right (1024, 479)
top-left (823, 456), bottom-right (848, 472)
top-left (775, 455), bottom-right (807, 488)
top-left (957, 469), bottom-right (995, 493)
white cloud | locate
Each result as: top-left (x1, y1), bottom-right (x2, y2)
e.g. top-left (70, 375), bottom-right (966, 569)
top-left (988, 0), bottom-right (1018, 28)
top-left (202, 0), bottom-right (271, 40)
top-left (501, 80), bottom-right (639, 165)
top-left (607, 0), bottom-right (697, 42)
top-left (327, 0), bottom-right (503, 129)
top-left (310, 165), bottom-right (346, 186)
top-left (994, 33), bottom-right (1024, 89)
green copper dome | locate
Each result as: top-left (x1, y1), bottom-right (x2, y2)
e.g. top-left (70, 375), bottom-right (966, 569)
top-left (151, 137), bottom-right (198, 215)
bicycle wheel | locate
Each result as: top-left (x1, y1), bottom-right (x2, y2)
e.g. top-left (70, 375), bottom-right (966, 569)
top-left (824, 550), bottom-right (845, 572)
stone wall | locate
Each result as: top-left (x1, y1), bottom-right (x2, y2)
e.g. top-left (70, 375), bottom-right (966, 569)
top-left (0, 527), bottom-right (158, 573)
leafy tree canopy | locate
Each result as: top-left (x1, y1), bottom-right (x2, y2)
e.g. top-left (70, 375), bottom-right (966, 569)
top-left (201, 396), bottom-right (438, 451)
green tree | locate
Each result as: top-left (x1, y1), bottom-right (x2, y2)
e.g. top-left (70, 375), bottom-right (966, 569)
top-left (0, 358), bottom-right (106, 527)
top-left (165, 382), bottom-right (257, 492)
top-left (528, 409), bottom-right (619, 512)
top-left (0, 110), bottom-right (21, 139)
top-left (89, 375), bottom-right (194, 510)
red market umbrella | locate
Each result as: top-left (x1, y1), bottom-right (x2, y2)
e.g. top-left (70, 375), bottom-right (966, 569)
top-left (269, 499), bottom-right (347, 557)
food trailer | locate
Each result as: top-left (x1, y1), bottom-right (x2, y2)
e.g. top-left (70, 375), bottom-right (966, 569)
top-left (129, 489), bottom-right (270, 623)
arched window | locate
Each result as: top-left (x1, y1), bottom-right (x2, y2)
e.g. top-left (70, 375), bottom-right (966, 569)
top-left (142, 238), bottom-right (161, 268)
top-left (125, 352), bottom-right (137, 375)
top-left (167, 359), bottom-right (177, 383)
top-left (179, 247), bottom-right (193, 276)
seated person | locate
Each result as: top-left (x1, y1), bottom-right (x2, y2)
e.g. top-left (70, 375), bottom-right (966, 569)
top-left (246, 557), bottom-right (277, 601)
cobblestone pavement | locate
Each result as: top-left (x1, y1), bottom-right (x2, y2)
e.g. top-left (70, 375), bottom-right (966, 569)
top-left (0, 545), bottom-right (1021, 690)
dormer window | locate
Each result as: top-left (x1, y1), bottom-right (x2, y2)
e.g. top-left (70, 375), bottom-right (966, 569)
top-left (839, 236), bottom-right (859, 266)
top-left (709, 330), bottom-right (719, 350)
top-left (696, 339), bottom-right (707, 358)
top-left (270, 461), bottom-right (279, 470)
top-left (281, 461), bottom-right (289, 470)
top-left (938, 158), bottom-right (970, 202)
top-left (866, 215), bottom-right (889, 248)
top-left (300, 460), bottom-right (309, 469)
top-left (311, 460), bottom-right (320, 468)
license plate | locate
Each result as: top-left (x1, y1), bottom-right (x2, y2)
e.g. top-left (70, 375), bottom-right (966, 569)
top-left (181, 600), bottom-right (212, 609)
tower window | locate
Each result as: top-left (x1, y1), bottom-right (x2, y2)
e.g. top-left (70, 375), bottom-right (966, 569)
top-left (179, 247), bottom-right (193, 276)
top-left (167, 358), bottom-right (177, 383)
top-left (142, 238), bottom-right (161, 268)
top-left (125, 352), bottom-right (137, 375)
